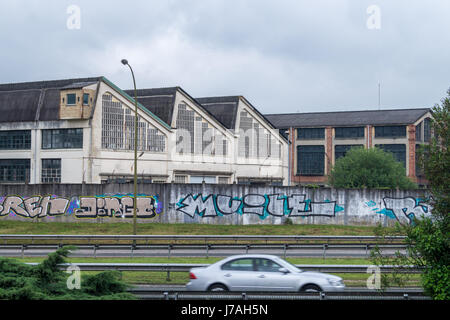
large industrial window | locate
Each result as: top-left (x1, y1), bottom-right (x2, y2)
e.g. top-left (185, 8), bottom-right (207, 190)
top-left (297, 145), bottom-right (324, 175)
top-left (297, 128), bottom-right (324, 140)
top-left (335, 145), bottom-right (364, 160)
top-left (238, 111), bottom-right (280, 159)
top-left (176, 103), bottom-right (228, 156)
top-left (415, 122), bottom-right (422, 142)
top-left (375, 144), bottom-right (406, 167)
top-left (0, 130), bottom-right (31, 150)
top-left (0, 159), bottom-right (30, 183)
top-left (42, 128), bottom-right (83, 149)
top-left (424, 118), bottom-right (431, 142)
top-left (101, 94), bottom-right (166, 152)
top-left (335, 127), bottom-right (364, 139)
top-left (374, 126), bottom-right (406, 138)
top-left (41, 159), bottom-right (61, 183)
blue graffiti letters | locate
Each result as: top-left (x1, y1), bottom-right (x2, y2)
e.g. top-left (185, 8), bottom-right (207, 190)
top-left (176, 193), bottom-right (342, 219)
top-left (382, 197), bottom-right (432, 224)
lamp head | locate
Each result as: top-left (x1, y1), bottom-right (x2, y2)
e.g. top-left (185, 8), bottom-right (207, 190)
top-left (121, 59), bottom-right (128, 65)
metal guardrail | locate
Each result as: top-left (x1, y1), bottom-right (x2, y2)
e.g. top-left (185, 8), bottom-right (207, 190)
top-left (131, 290), bottom-right (430, 300)
top-left (0, 234), bottom-right (408, 259)
top-left (24, 262), bottom-right (423, 274)
top-left (0, 234), bottom-right (407, 242)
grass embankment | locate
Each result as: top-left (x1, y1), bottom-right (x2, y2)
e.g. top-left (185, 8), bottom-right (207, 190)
top-left (0, 220), bottom-right (393, 236)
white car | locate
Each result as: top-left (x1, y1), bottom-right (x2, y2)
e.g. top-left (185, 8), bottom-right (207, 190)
top-left (186, 254), bottom-right (345, 292)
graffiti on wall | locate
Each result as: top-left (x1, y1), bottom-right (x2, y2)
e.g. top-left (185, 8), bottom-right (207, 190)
top-left (365, 197), bottom-right (432, 224)
top-left (176, 193), bottom-right (345, 220)
top-left (0, 194), bottom-right (163, 219)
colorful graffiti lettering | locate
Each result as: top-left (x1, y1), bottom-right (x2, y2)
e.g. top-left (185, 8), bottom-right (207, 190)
top-left (365, 197), bottom-right (432, 224)
top-left (0, 194), bottom-right (163, 219)
top-left (176, 193), bottom-right (345, 220)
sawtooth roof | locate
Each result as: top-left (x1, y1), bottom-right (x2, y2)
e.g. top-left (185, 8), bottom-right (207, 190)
top-left (195, 96), bottom-right (240, 129)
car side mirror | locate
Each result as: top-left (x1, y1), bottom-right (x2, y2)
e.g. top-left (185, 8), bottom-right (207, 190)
top-left (278, 267), bottom-right (289, 274)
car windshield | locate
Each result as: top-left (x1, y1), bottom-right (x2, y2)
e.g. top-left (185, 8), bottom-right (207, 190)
top-left (275, 257), bottom-right (303, 273)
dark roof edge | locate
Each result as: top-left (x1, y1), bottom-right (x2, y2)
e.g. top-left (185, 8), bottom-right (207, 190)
top-left (0, 76), bottom-right (103, 91)
top-left (264, 107), bottom-right (432, 117)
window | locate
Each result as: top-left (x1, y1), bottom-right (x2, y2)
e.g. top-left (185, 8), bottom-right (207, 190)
top-left (335, 145), bottom-right (364, 160)
top-left (297, 128), bottom-right (324, 140)
top-left (42, 128), bottom-right (83, 149)
top-left (0, 130), bottom-right (31, 150)
top-left (424, 118), bottom-right (431, 142)
top-left (415, 122), bottom-right (422, 142)
top-left (190, 176), bottom-right (216, 184)
top-left (221, 258), bottom-right (254, 271)
top-left (83, 93), bottom-right (90, 106)
top-left (41, 159), bottom-right (61, 183)
top-left (376, 144), bottom-right (406, 167)
top-left (335, 127), bottom-right (364, 139)
top-left (66, 93), bottom-right (76, 105)
top-left (254, 259), bottom-right (283, 272)
top-left (0, 159), bottom-right (30, 183)
top-left (174, 175), bottom-right (187, 183)
top-left (297, 145), bottom-right (324, 175)
top-left (218, 177), bottom-right (229, 184)
top-left (374, 126), bottom-right (406, 138)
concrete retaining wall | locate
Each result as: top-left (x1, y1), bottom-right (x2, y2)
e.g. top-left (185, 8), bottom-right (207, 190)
top-left (0, 184), bottom-right (432, 226)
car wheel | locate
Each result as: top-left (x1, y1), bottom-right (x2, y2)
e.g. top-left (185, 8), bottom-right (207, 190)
top-left (300, 284), bottom-right (322, 292)
top-left (208, 284), bottom-right (229, 292)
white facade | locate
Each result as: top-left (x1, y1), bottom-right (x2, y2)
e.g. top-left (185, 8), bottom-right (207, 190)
top-left (0, 78), bottom-right (289, 185)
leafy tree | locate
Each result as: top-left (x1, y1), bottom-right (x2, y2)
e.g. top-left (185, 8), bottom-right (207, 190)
top-left (328, 146), bottom-right (417, 189)
top-left (0, 247), bottom-right (136, 300)
top-left (370, 88), bottom-right (450, 300)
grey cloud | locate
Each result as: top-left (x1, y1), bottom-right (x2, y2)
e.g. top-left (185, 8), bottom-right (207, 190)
top-left (0, 0), bottom-right (448, 113)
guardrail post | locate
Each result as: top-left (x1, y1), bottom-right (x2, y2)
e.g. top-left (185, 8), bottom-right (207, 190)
top-left (245, 244), bottom-right (250, 254)
top-left (283, 244), bottom-right (288, 259)
top-left (21, 244), bottom-right (26, 258)
top-left (365, 244), bottom-right (370, 257)
top-left (164, 292), bottom-right (169, 300)
top-left (242, 293), bottom-right (247, 300)
top-left (320, 292), bottom-right (326, 300)
top-left (166, 270), bottom-right (171, 282)
top-left (168, 244), bottom-right (173, 259)
top-left (93, 244), bottom-right (98, 259)
top-left (322, 244), bottom-right (328, 259)
top-left (206, 244), bottom-right (211, 259)
top-left (131, 243), bottom-right (136, 259)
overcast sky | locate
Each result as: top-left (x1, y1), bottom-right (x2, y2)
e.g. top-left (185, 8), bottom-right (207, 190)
top-left (0, 0), bottom-right (449, 114)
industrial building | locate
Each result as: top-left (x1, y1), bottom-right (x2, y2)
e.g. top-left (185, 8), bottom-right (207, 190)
top-left (265, 108), bottom-right (432, 187)
top-left (0, 77), bottom-right (289, 185)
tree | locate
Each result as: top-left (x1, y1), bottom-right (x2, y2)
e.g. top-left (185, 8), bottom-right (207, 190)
top-left (370, 88), bottom-right (450, 300)
top-left (0, 247), bottom-right (135, 300)
top-left (328, 146), bottom-right (417, 189)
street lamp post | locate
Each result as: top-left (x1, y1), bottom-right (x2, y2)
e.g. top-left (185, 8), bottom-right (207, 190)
top-left (121, 59), bottom-right (138, 236)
